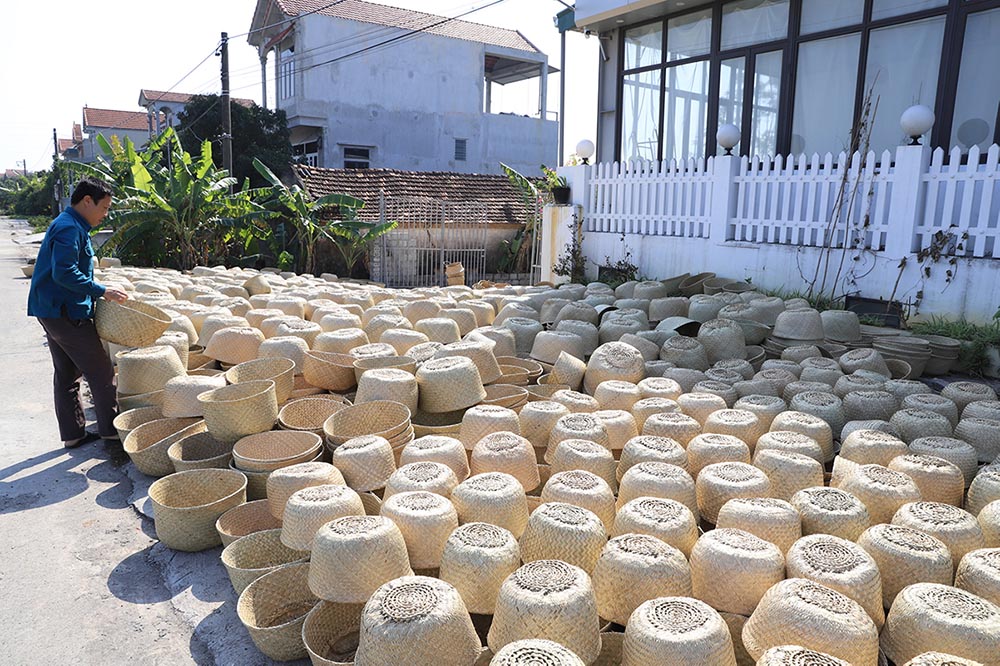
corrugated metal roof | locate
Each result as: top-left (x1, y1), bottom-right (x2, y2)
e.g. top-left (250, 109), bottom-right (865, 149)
top-left (273, 0), bottom-right (538, 53)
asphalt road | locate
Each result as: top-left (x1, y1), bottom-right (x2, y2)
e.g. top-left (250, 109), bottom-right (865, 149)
top-left (0, 218), bottom-right (298, 666)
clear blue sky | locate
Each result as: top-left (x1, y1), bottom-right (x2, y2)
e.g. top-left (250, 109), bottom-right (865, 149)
top-left (0, 0), bottom-right (597, 173)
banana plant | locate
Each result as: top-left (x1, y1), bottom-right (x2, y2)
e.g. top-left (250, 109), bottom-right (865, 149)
top-left (253, 158), bottom-right (393, 276)
top-left (499, 162), bottom-right (544, 274)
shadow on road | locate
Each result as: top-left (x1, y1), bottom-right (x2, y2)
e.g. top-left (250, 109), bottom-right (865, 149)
top-left (0, 443), bottom-right (106, 515)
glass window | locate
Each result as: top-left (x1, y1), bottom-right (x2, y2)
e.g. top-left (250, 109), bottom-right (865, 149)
top-left (622, 69), bottom-right (662, 161)
top-left (721, 0), bottom-right (789, 51)
top-left (951, 8), bottom-right (1000, 153)
top-left (865, 16), bottom-right (946, 152)
top-left (624, 23), bottom-right (663, 70)
top-left (718, 56), bottom-right (746, 152)
top-left (751, 51), bottom-right (783, 156)
top-left (872, 0), bottom-right (947, 21)
top-left (667, 9), bottom-right (712, 61)
top-left (800, 0), bottom-right (864, 34)
top-left (793, 33), bottom-right (862, 156)
top-left (663, 60), bottom-right (710, 161)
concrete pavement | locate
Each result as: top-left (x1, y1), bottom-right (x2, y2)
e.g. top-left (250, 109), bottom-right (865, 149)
top-left (0, 218), bottom-right (299, 665)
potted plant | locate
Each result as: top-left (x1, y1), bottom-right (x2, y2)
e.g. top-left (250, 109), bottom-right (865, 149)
top-left (541, 165), bottom-right (571, 205)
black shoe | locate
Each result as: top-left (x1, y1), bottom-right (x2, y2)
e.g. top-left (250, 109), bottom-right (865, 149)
top-left (64, 431), bottom-right (102, 449)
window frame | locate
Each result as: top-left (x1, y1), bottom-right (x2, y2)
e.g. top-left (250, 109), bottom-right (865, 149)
top-left (614, 0), bottom-right (1000, 161)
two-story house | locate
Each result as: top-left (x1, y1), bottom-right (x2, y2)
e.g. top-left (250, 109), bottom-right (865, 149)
top-left (137, 89), bottom-right (257, 136)
top-left (247, 0), bottom-right (558, 175)
top-left (79, 107), bottom-right (161, 163)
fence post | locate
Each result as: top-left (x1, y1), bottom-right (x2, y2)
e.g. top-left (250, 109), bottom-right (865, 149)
top-left (559, 164), bottom-right (590, 212)
top-left (886, 143), bottom-right (931, 257)
top-left (709, 154), bottom-right (739, 245)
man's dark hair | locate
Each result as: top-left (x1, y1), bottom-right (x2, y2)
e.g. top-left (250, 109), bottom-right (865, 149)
top-left (70, 177), bottom-right (114, 205)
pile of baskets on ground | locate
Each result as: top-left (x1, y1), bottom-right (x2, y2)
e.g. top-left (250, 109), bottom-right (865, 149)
top-left (94, 263), bottom-right (1000, 666)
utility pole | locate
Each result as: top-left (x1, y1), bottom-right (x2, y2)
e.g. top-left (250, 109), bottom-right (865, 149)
top-left (20, 159), bottom-right (27, 177)
top-left (51, 128), bottom-right (62, 215)
top-left (220, 32), bottom-right (233, 183)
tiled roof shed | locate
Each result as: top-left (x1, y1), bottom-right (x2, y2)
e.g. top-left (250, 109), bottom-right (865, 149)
top-left (292, 165), bottom-right (536, 225)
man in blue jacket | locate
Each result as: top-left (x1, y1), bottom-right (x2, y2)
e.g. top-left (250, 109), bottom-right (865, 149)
top-left (28, 177), bottom-right (129, 448)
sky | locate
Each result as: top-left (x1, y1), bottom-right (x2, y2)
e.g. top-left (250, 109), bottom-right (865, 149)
top-left (0, 0), bottom-right (599, 173)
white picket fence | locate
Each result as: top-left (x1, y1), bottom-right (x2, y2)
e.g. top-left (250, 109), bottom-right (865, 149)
top-left (571, 142), bottom-right (1000, 260)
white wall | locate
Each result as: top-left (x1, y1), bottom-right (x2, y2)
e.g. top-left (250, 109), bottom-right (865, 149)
top-left (279, 14), bottom-right (557, 175)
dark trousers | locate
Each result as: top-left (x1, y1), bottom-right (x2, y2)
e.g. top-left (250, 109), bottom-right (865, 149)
top-left (38, 316), bottom-right (118, 441)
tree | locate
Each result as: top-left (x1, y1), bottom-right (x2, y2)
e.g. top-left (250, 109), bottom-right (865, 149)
top-left (175, 95), bottom-right (293, 188)
top-left (0, 171), bottom-right (55, 216)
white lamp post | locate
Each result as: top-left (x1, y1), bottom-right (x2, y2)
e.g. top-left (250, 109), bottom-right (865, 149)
top-left (900, 105), bottom-right (935, 146)
top-left (717, 124), bottom-right (741, 156)
top-left (576, 139), bottom-right (595, 165)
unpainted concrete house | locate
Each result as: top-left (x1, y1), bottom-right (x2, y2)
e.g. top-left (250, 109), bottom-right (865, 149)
top-left (247, 0), bottom-right (559, 175)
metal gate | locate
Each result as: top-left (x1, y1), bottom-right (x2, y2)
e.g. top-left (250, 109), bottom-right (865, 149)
top-left (371, 194), bottom-right (489, 288)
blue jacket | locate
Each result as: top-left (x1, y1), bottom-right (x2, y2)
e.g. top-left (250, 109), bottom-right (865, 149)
top-left (27, 208), bottom-right (106, 319)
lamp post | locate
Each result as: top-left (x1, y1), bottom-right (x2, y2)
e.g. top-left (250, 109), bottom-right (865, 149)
top-left (576, 139), bottom-right (595, 165)
top-left (717, 124), bottom-right (741, 156)
top-left (900, 105), bottom-right (935, 146)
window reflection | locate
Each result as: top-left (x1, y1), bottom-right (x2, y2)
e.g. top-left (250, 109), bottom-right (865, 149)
top-left (622, 70), bottom-right (662, 161)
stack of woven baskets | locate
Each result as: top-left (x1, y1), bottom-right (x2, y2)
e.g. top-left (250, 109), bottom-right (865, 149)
top-left (90, 263), bottom-right (1000, 665)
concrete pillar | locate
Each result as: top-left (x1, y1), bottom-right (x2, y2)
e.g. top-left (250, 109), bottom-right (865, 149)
top-left (559, 164), bottom-right (590, 211)
top-left (485, 77), bottom-right (492, 114)
top-left (538, 61), bottom-right (548, 119)
top-left (886, 143), bottom-right (932, 258)
top-left (709, 154), bottom-right (740, 245)
top-left (540, 204), bottom-right (582, 285)
top-left (273, 47), bottom-right (281, 111)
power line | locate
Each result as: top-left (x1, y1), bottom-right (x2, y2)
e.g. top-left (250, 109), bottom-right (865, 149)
top-left (143, 42), bottom-right (224, 109)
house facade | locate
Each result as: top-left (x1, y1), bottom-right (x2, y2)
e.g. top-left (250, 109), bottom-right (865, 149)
top-left (137, 90), bottom-right (257, 136)
top-left (247, 0), bottom-right (558, 175)
top-left (574, 0), bottom-right (1000, 163)
top-left (79, 107), bottom-right (159, 163)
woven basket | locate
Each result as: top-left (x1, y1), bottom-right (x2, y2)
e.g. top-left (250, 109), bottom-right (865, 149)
top-left (266, 461), bottom-right (345, 519)
top-left (167, 430), bottom-right (233, 473)
top-left (539, 470), bottom-right (616, 529)
top-left (880, 583), bottom-right (1000, 666)
top-left (309, 515), bottom-right (413, 603)
top-left (301, 600), bottom-right (365, 666)
top-left (788, 486), bottom-right (870, 542)
top-left (380, 490), bottom-right (458, 569)
top-left (232, 431), bottom-right (323, 474)
top-left (888, 454), bottom-right (964, 506)
top-left (622, 596), bottom-right (735, 665)
top-left (592, 534), bottom-right (691, 626)
top-left (95, 298), bottom-right (171, 346)
top-left (487, 560), bottom-right (602, 663)
top-left (280, 484), bottom-right (364, 551)
top-left (149, 468), bottom-right (247, 551)
top-left (323, 400), bottom-right (411, 446)
top-left (690, 527), bottom-right (785, 616)
top-left (518, 501), bottom-right (607, 573)
top-left (224, 357), bottom-right (295, 404)
top-left (439, 522), bottom-right (522, 615)
top-left (954, 548), bottom-right (1000, 607)
top-left (979, 501), bottom-right (1000, 547)
top-left (383, 461), bottom-right (459, 500)
top-left (198, 380), bottom-right (278, 443)
top-left (966, 464), bottom-right (1000, 516)
top-left (612, 496), bottom-right (698, 557)
top-left (752, 449), bottom-right (824, 503)
top-left (741, 578), bottom-right (879, 664)
top-left (839, 464), bottom-right (922, 525)
top-left (278, 398), bottom-right (347, 435)
top-left (891, 501), bottom-right (986, 568)
top-left (470, 432), bottom-right (539, 492)
top-left (450, 472), bottom-right (529, 538)
top-left (237, 562), bottom-right (318, 661)
top-left (113, 405), bottom-right (164, 442)
top-left (756, 646), bottom-right (850, 665)
top-left (400, 435), bottom-right (469, 482)
top-left (716, 497), bottom-right (802, 554)
top-left (352, 355), bottom-right (417, 383)
top-left (770, 411), bottom-right (835, 463)
top-left (117, 345), bottom-right (187, 395)
top-left (330, 434), bottom-right (396, 492)
top-left (221, 528), bottom-right (309, 594)
top-left (942, 381), bottom-right (998, 415)
top-left (550, 439), bottom-right (617, 490)
top-left (124, 417), bottom-right (205, 477)
top-left (695, 462), bottom-right (771, 524)
top-left (216, 499), bottom-right (282, 548)
top-left (955, 417), bottom-right (1000, 463)
top-left (679, 272), bottom-right (716, 296)
top-left (840, 429), bottom-right (908, 466)
top-left (300, 351), bottom-right (356, 392)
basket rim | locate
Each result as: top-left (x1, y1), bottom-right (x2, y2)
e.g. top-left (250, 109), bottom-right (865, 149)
top-left (233, 430), bottom-right (323, 467)
top-left (197, 379), bottom-right (276, 405)
top-left (225, 357), bottom-right (295, 384)
top-left (148, 468), bottom-right (248, 512)
top-left (216, 498), bottom-right (279, 538)
top-left (221, 528), bottom-right (309, 572)
top-left (236, 561), bottom-right (315, 631)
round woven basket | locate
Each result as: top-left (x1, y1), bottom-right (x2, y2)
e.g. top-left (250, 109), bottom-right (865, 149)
top-left (660, 336), bottom-right (711, 371)
top-left (770, 411), bottom-right (834, 463)
top-left (355, 576), bottom-right (482, 666)
top-left (487, 559), bottom-right (602, 663)
top-left (221, 528), bottom-right (309, 594)
top-left (855, 523), bottom-right (953, 609)
top-left (699, 318), bottom-right (747, 363)
top-left (696, 462), bottom-right (771, 525)
top-left (203, 326), bottom-right (266, 366)
top-left (756, 646), bottom-right (851, 665)
top-left (95, 298), bottom-right (171, 347)
top-left (400, 435), bottom-right (469, 482)
top-left (519, 501), bottom-right (607, 573)
top-left (981, 501), bottom-right (1000, 547)
top-left (954, 548), bottom-right (1000, 608)
top-left (383, 461), bottom-right (459, 500)
top-left (693, 526), bottom-right (786, 617)
top-left (642, 412), bottom-right (702, 447)
top-left (233, 431), bottom-right (323, 473)
top-left (236, 562), bottom-right (318, 662)
top-left (300, 351), bottom-right (356, 392)
top-left (967, 464), bottom-right (1000, 516)
top-left (266, 461), bottom-right (344, 518)
top-left (545, 413), bottom-right (610, 463)
top-left (379, 490), bottom-right (458, 569)
top-left (552, 389), bottom-right (600, 414)
top-left (716, 497), bottom-right (801, 554)
top-left (593, 533), bottom-right (693, 627)
top-left (942, 381), bottom-right (999, 416)
top-left (685, 434), bottom-right (750, 478)
top-left (124, 417), bottom-right (205, 477)
top-left (225, 357), bottom-right (295, 404)
top-left (216, 499), bottom-right (282, 548)
top-left (471, 432), bottom-right (539, 492)
top-left (909, 436), bottom-right (980, 489)
top-left (539, 469), bottom-right (616, 529)
top-left (617, 435), bottom-right (688, 482)
top-left (198, 380), bottom-right (278, 444)
top-left (438, 522), bottom-right (521, 615)
top-left (622, 596), bottom-right (735, 666)
top-left (113, 405), bottom-right (164, 442)
top-left (752, 448), bottom-right (824, 504)
top-left (881, 583), bottom-right (1000, 666)
top-left (840, 429), bottom-right (909, 466)
top-left (838, 464), bottom-right (922, 525)
top-left (612, 496), bottom-right (699, 557)
top-left (460, 405), bottom-right (521, 449)
top-left (489, 639), bottom-right (585, 666)
top-left (676, 392), bottom-right (727, 426)
top-left (309, 515), bottom-right (413, 603)
top-left (117, 345), bottom-right (187, 395)
top-left (277, 397), bottom-right (347, 436)
top-left (890, 408), bottom-right (955, 443)
top-left (161, 374), bottom-right (226, 419)
top-left (741, 578), bottom-right (879, 664)
top-left (955, 417), bottom-right (1000, 463)
top-left (888, 454), bottom-right (965, 506)
top-left (314, 327), bottom-right (368, 354)
top-left (301, 600), bottom-right (365, 666)
top-left (280, 484), bottom-right (364, 551)
top-left (584, 342), bottom-right (645, 394)
top-left (785, 534), bottom-right (885, 628)
top-left (449, 471), bottom-right (529, 538)
top-left (891, 501), bottom-right (986, 568)
top-left (790, 487), bottom-right (871, 542)
top-left (416, 356), bottom-right (486, 413)
top-left (149, 468), bottom-right (247, 551)
top-left (167, 430), bottom-right (233, 473)
top-left (550, 439), bottom-right (617, 490)
top-left (323, 400), bottom-right (411, 446)
top-left (329, 434), bottom-right (396, 492)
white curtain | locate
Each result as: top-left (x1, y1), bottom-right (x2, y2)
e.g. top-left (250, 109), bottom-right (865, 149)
top-left (722, 0), bottom-right (790, 50)
top-left (793, 33), bottom-right (862, 156)
top-left (951, 8), bottom-right (1000, 152)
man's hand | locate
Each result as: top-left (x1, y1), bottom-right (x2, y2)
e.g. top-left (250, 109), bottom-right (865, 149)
top-left (102, 288), bottom-right (129, 304)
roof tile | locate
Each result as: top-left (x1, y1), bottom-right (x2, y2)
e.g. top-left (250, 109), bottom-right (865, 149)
top-left (82, 108), bottom-right (155, 132)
